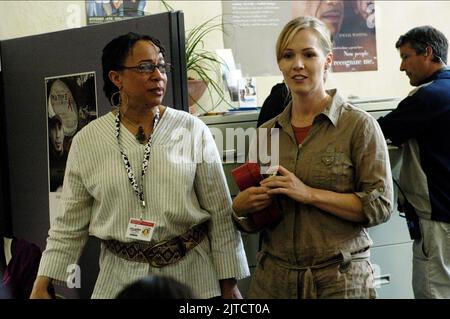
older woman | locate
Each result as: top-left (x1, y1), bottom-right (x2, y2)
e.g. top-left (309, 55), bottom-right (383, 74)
top-left (31, 32), bottom-right (249, 299)
top-left (232, 16), bottom-right (393, 298)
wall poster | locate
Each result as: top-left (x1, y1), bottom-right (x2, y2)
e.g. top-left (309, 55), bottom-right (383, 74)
top-left (222, 0), bottom-right (377, 75)
top-left (86, 0), bottom-right (148, 25)
top-left (46, 72), bottom-right (97, 224)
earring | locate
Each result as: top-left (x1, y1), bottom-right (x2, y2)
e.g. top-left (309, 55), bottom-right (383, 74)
top-left (109, 91), bottom-right (122, 108)
top-left (110, 90), bottom-right (129, 108)
top-left (110, 91), bottom-right (121, 108)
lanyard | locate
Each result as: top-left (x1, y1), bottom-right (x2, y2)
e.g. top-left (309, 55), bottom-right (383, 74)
top-left (114, 108), bottom-right (160, 216)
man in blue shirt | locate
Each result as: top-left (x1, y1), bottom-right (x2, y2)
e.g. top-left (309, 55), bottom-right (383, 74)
top-left (378, 26), bottom-right (450, 299)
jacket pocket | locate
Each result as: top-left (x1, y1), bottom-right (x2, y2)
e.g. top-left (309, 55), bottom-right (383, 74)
top-left (310, 146), bottom-right (354, 192)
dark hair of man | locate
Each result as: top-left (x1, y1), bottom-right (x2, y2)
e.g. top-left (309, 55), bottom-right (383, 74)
top-left (115, 275), bottom-right (194, 299)
top-left (395, 25), bottom-right (448, 64)
top-left (102, 32), bottom-right (166, 105)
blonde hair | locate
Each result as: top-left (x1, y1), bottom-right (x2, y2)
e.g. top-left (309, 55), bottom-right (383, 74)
top-left (276, 16), bottom-right (333, 61)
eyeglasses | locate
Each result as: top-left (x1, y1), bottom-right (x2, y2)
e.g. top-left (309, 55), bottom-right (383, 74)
top-left (120, 62), bottom-right (171, 74)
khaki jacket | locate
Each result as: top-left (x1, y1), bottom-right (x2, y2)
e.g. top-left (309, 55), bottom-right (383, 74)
top-left (245, 89), bottom-right (393, 267)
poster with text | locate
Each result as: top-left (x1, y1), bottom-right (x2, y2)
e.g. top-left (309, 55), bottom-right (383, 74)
top-left (46, 72), bottom-right (97, 225)
top-left (222, 0), bottom-right (377, 75)
top-left (86, 0), bottom-right (148, 25)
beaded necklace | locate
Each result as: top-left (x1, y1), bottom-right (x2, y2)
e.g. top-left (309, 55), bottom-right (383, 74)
top-left (114, 107), bottom-right (160, 214)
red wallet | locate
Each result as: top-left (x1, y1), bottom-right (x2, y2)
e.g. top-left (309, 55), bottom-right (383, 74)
top-left (231, 162), bottom-right (282, 230)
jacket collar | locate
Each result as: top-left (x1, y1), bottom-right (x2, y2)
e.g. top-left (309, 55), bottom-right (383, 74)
top-left (419, 66), bottom-right (450, 85)
top-left (276, 89), bottom-right (344, 129)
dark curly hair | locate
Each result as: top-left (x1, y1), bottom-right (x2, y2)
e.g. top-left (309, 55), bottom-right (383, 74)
top-left (102, 32), bottom-right (166, 106)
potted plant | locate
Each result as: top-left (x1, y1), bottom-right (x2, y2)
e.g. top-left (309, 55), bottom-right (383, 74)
top-left (184, 15), bottom-right (231, 114)
top-left (158, 2), bottom-right (230, 113)
top-left (157, 2), bottom-right (231, 114)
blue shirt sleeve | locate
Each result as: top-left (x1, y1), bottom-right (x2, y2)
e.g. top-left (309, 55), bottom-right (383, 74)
top-left (378, 87), bottom-right (445, 145)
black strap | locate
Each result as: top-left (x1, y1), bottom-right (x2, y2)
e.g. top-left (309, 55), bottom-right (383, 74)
top-left (392, 178), bottom-right (411, 203)
top-left (393, 178), bottom-right (414, 219)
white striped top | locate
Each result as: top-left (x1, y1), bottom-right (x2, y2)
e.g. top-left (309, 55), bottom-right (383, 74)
top-left (37, 107), bottom-right (250, 298)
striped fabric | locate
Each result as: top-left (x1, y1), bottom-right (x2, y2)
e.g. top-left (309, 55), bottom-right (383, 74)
top-left (37, 107), bottom-right (250, 298)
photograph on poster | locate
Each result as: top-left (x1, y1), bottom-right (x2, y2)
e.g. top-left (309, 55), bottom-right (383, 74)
top-left (292, 0), bottom-right (377, 72)
top-left (332, 0), bottom-right (377, 72)
top-left (86, 0), bottom-right (148, 25)
top-left (239, 77), bottom-right (257, 108)
top-left (222, 0), bottom-right (377, 75)
top-left (45, 72), bottom-right (97, 193)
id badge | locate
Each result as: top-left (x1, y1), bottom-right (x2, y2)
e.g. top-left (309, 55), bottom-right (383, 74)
top-left (126, 218), bottom-right (156, 242)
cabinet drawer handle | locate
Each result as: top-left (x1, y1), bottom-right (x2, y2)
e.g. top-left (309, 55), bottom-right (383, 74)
top-left (374, 274), bottom-right (391, 286)
top-left (223, 149), bottom-right (236, 161)
top-left (223, 149), bottom-right (245, 163)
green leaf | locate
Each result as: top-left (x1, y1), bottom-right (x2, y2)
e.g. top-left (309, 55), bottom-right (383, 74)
top-left (185, 15), bottom-right (235, 111)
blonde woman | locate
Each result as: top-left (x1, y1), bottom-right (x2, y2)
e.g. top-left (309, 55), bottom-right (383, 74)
top-left (232, 16), bottom-right (393, 299)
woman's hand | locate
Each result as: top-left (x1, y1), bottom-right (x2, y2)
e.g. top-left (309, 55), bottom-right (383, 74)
top-left (260, 165), bottom-right (313, 204)
top-left (219, 278), bottom-right (242, 299)
top-left (232, 186), bottom-right (273, 217)
top-left (30, 276), bottom-right (52, 299)
top-left (261, 166), bottom-right (366, 223)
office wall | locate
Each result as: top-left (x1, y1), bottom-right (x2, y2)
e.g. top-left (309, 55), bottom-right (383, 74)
top-left (172, 1), bottom-right (450, 104)
top-left (1, 1), bottom-right (449, 107)
top-left (168, 1), bottom-right (450, 105)
top-left (332, 1), bottom-right (450, 99)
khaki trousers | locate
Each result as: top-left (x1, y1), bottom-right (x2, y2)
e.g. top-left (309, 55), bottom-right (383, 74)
top-left (248, 251), bottom-right (376, 299)
top-left (413, 218), bottom-right (450, 299)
